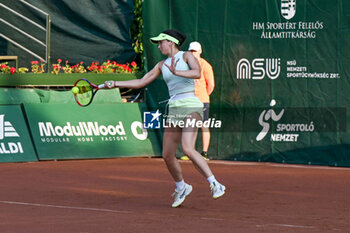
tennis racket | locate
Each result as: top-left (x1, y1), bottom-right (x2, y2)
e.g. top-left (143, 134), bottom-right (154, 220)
top-left (72, 79), bottom-right (113, 107)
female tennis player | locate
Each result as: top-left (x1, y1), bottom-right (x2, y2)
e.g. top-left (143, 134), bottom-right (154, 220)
top-left (104, 29), bottom-right (225, 207)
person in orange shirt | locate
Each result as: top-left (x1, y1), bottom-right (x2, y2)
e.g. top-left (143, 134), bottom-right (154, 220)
top-left (181, 41), bottom-right (215, 160)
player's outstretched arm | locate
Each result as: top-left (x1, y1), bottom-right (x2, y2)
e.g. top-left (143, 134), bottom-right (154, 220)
top-left (104, 61), bottom-right (163, 89)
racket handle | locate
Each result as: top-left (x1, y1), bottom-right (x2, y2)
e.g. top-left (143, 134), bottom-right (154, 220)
top-left (98, 81), bottom-right (113, 89)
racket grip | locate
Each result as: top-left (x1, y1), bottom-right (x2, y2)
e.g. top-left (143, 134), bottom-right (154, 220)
top-left (98, 81), bottom-right (113, 89)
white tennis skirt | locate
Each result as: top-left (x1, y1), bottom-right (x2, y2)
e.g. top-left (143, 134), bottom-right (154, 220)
top-left (166, 93), bottom-right (204, 124)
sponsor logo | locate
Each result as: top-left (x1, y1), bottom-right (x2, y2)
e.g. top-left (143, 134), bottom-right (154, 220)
top-left (0, 114), bottom-right (23, 154)
top-left (237, 58), bottom-right (281, 80)
top-left (256, 100), bottom-right (285, 141)
top-left (38, 122), bottom-right (126, 137)
top-left (164, 117), bottom-right (222, 129)
top-left (252, 0), bottom-right (325, 40)
top-left (237, 58), bottom-right (340, 80)
top-left (38, 121), bottom-right (147, 142)
top-left (143, 110), bottom-right (222, 130)
top-left (143, 110), bottom-right (161, 129)
top-left (256, 100), bottom-right (319, 142)
top-left (0, 114), bottom-right (19, 140)
top-left (286, 60), bottom-right (340, 79)
top-left (281, 0), bottom-right (296, 20)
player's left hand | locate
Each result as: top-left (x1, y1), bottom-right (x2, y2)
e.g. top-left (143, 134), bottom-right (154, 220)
top-left (164, 57), bottom-right (179, 75)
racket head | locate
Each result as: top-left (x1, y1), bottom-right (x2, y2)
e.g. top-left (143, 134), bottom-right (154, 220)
top-left (73, 79), bottom-right (98, 107)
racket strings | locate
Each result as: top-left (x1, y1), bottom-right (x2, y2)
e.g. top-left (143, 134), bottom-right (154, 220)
top-left (75, 80), bottom-right (94, 106)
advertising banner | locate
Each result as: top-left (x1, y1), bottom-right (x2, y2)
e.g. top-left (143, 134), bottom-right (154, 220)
top-left (0, 105), bottom-right (38, 162)
top-left (23, 103), bottom-right (162, 160)
top-left (143, 0), bottom-right (350, 166)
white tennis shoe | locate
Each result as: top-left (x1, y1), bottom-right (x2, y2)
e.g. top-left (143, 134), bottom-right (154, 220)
top-left (210, 181), bottom-right (226, 199)
top-left (171, 183), bottom-right (193, 208)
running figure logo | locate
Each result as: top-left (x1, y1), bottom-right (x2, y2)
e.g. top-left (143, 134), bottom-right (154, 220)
top-left (256, 100), bottom-right (284, 141)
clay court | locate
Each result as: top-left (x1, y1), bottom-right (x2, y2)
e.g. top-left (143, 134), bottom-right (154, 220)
top-left (0, 157), bottom-right (349, 233)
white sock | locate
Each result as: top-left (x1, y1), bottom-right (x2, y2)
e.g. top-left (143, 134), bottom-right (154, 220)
top-left (207, 175), bottom-right (217, 184)
top-left (175, 180), bottom-right (185, 191)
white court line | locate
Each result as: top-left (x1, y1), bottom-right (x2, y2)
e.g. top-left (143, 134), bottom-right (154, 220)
top-left (0, 200), bottom-right (132, 214)
top-left (156, 157), bottom-right (347, 170)
top-left (273, 223), bottom-right (315, 229)
top-left (205, 160), bottom-right (350, 171)
top-left (200, 217), bottom-right (225, 221)
top-left (256, 223), bottom-right (315, 229)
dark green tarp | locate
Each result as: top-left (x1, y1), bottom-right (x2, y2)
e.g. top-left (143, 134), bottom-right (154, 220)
top-left (0, 0), bottom-right (136, 67)
top-left (143, 0), bottom-right (350, 166)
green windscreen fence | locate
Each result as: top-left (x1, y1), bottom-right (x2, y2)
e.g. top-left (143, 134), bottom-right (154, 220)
top-left (143, 0), bottom-right (350, 166)
top-left (0, 88), bottom-right (122, 104)
top-left (0, 0), bottom-right (136, 67)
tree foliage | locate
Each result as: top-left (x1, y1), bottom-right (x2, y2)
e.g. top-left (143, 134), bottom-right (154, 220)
top-left (131, 0), bottom-right (143, 67)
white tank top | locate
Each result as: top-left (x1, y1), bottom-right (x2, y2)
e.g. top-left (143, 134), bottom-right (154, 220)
top-left (161, 51), bottom-right (195, 96)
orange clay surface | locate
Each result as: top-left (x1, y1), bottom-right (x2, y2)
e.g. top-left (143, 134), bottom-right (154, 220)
top-left (0, 157), bottom-right (349, 233)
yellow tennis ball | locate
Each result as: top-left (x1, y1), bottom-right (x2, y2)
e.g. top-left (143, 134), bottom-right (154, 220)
top-left (72, 86), bottom-right (79, 94)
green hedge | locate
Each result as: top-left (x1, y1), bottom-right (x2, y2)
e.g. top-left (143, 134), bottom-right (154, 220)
top-left (0, 73), bottom-right (142, 87)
